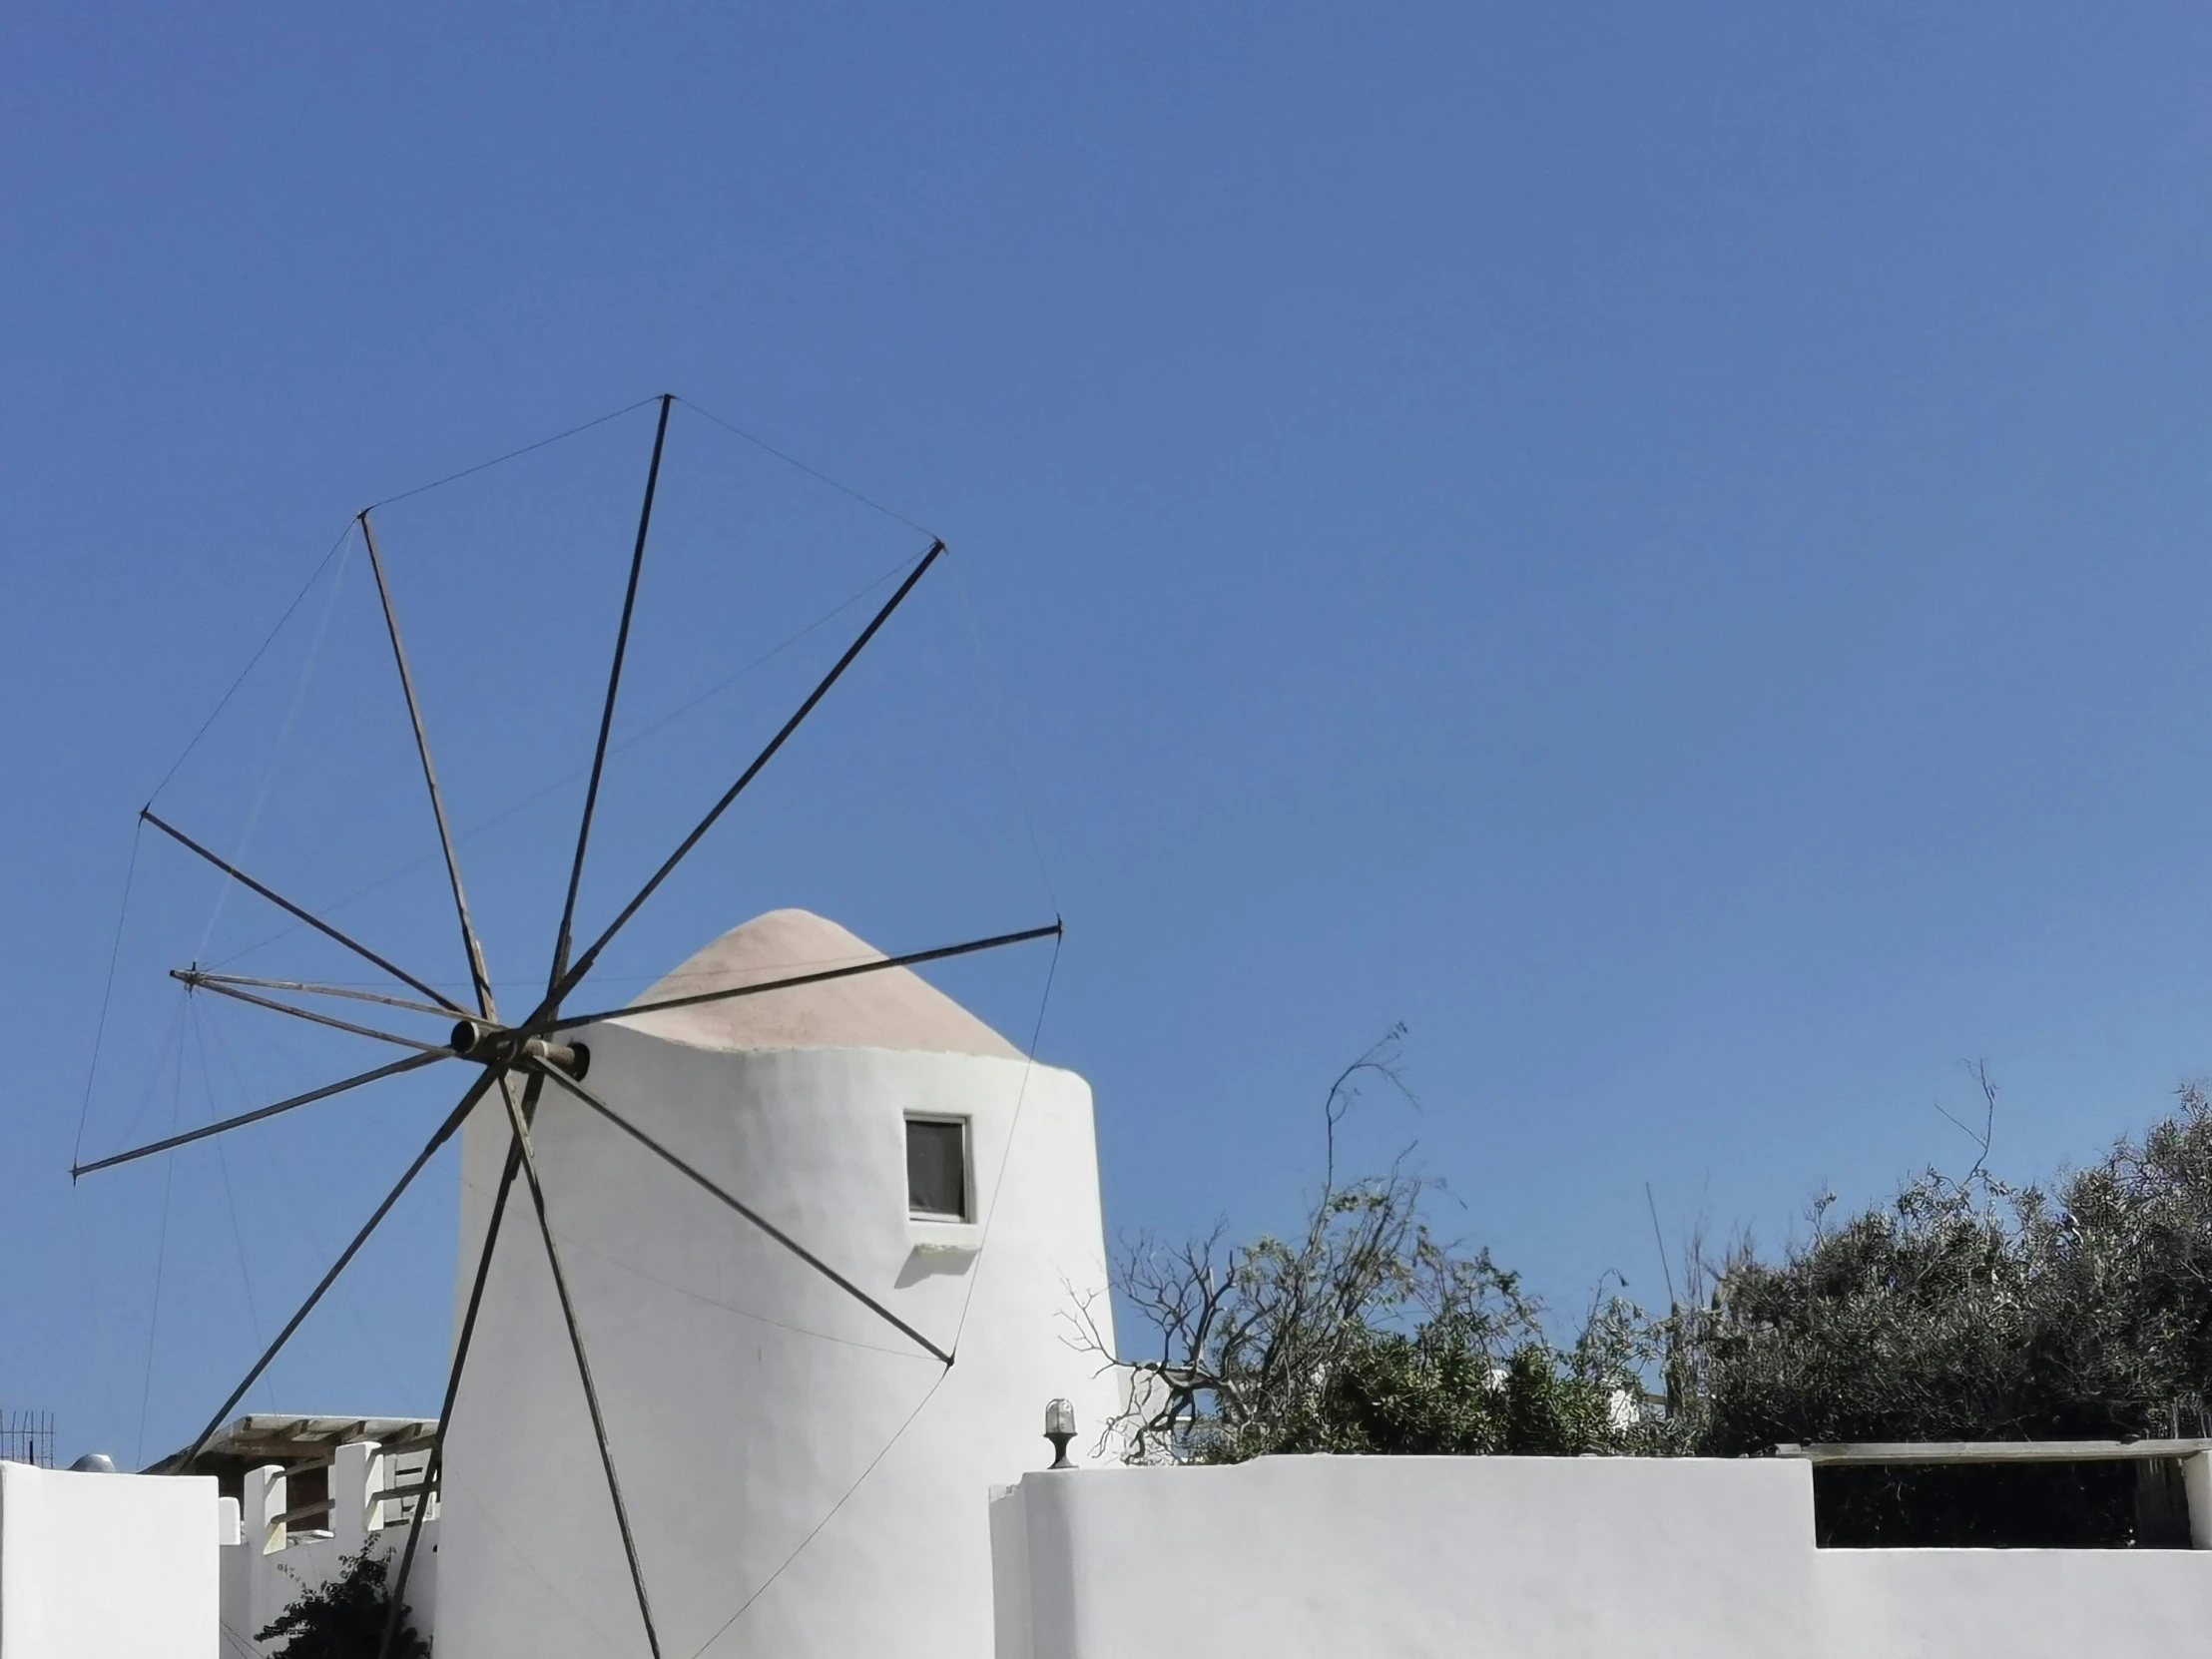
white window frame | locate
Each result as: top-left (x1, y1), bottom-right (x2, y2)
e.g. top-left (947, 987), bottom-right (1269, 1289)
top-left (905, 1113), bottom-right (983, 1256)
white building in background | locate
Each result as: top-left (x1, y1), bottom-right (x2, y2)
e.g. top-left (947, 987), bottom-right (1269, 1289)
top-left (0, 1459), bottom-right (221, 1658)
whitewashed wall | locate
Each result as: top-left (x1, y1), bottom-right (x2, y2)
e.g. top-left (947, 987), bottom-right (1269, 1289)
top-left (992, 1455), bottom-right (2212, 1659)
top-left (0, 1461), bottom-right (221, 1659)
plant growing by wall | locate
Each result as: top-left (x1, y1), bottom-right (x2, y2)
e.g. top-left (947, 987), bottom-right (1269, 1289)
top-left (1081, 1031), bottom-right (1676, 1462)
top-left (1100, 1036), bottom-right (2212, 1537)
top-left (1665, 1078), bottom-right (2212, 1542)
top-left (257, 1548), bottom-right (429, 1659)
top-left (1681, 1081), bottom-right (2212, 1455)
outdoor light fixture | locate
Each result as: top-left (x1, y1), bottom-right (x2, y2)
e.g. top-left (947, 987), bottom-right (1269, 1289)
top-left (1044, 1398), bottom-right (1077, 1469)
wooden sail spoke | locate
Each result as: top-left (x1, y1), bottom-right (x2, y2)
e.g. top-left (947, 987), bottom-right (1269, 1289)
top-left (72, 1050), bottom-right (449, 1178)
top-left (140, 808), bottom-right (466, 1015)
top-left (377, 1127), bottom-right (528, 1659)
top-left (495, 1073), bottom-right (663, 1658)
top-left (359, 509), bottom-right (497, 1021)
top-left (530, 1059), bottom-right (954, 1367)
top-left (550, 393), bottom-right (673, 993)
top-left (545, 538), bottom-right (945, 1011)
top-left (540, 919), bottom-right (1060, 1036)
top-left (172, 1068), bottom-right (498, 1474)
top-left (173, 969), bottom-right (450, 1051)
top-left (176, 970), bottom-right (460, 1021)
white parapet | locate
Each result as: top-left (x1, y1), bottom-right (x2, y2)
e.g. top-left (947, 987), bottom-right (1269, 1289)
top-left (220, 1444), bottom-right (440, 1656)
top-left (0, 1460), bottom-right (221, 1659)
top-left (991, 1454), bottom-right (2212, 1659)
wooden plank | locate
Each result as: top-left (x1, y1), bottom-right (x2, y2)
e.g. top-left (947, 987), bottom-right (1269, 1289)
top-left (1776, 1438), bottom-right (2212, 1465)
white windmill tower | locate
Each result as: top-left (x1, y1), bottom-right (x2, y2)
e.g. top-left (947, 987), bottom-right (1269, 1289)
top-left (437, 905), bottom-right (1119, 1657)
top-left (75, 395), bottom-right (1116, 1658)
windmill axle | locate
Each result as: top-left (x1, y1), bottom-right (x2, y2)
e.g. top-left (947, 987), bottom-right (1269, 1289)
top-left (449, 1019), bottom-right (589, 1078)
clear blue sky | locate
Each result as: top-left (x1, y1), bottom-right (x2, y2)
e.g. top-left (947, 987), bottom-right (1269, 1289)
top-left (8, 4), bottom-right (2212, 1466)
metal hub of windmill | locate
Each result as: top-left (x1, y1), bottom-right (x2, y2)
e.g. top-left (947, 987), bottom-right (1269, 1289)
top-left (73, 394), bottom-right (1059, 1659)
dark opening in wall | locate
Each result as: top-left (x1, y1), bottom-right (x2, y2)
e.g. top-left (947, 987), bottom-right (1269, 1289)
top-left (1812, 1458), bottom-right (2194, 1548)
top-left (284, 1462), bottom-right (331, 1532)
top-left (906, 1117), bottom-right (968, 1221)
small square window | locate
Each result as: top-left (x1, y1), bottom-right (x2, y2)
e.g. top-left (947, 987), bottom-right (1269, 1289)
top-left (906, 1117), bottom-right (968, 1221)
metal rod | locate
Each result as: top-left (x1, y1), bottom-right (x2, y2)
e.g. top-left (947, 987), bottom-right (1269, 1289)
top-left (177, 971), bottom-right (459, 1021)
top-left (175, 970), bottom-right (449, 1052)
top-left (358, 510), bottom-right (498, 1021)
top-left (174, 1069), bottom-right (497, 1474)
top-left (379, 1121), bottom-right (529, 1659)
top-left (496, 1073), bottom-right (663, 1658)
top-left (548, 540), bottom-right (945, 1009)
top-left (72, 1050), bottom-right (448, 1178)
top-left (531, 1059), bottom-right (953, 1366)
top-left (543, 920), bottom-right (1060, 1036)
top-left (551, 393), bottom-right (672, 992)
top-left (139, 809), bottom-right (465, 1015)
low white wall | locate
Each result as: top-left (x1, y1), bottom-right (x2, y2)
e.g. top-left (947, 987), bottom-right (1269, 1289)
top-left (992, 1455), bottom-right (2212, 1659)
top-left (0, 1461), bottom-right (220, 1659)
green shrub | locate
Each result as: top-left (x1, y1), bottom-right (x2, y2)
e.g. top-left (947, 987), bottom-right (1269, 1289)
top-left (256, 1548), bottom-right (428, 1659)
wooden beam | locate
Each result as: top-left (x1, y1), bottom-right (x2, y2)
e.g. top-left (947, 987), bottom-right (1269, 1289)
top-left (1777, 1438), bottom-right (2212, 1465)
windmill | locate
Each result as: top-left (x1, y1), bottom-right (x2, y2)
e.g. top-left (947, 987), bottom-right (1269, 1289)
top-left (72, 395), bottom-right (1067, 1658)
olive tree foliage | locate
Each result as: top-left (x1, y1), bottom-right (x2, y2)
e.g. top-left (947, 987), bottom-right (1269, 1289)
top-left (1084, 1041), bottom-right (2212, 1474)
top-left (1077, 1031), bottom-right (1678, 1463)
top-left (1680, 1077), bottom-right (2212, 1454)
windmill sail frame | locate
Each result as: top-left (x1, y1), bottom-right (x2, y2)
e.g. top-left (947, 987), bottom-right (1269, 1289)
top-left (75, 394), bottom-right (1061, 1659)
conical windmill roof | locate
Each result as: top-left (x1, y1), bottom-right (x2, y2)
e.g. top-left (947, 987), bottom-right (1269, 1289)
top-left (610, 907), bottom-right (1024, 1059)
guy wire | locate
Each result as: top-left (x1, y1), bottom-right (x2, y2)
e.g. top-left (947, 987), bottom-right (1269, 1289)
top-left (366, 396), bottom-right (662, 511)
top-left (675, 396), bottom-right (937, 540)
top-left (945, 546), bottom-right (1059, 914)
top-left (147, 521), bottom-right (354, 806)
top-left (74, 819), bottom-right (144, 1175)
top-left (194, 532), bottom-right (353, 958)
top-left (193, 1006), bottom-right (276, 1410)
top-left (950, 926), bottom-right (1063, 1356)
top-left (690, 1368), bottom-right (952, 1658)
top-left (134, 1019), bottom-right (188, 1468)
top-left (204, 547), bottom-right (925, 970)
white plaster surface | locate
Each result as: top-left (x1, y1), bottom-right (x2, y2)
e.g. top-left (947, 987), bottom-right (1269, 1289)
top-left (436, 913), bottom-right (1117, 1659)
top-left (1820, 1546), bottom-right (2212, 1657)
top-left (994, 1455), bottom-right (2212, 1659)
top-left (0, 1461), bottom-right (220, 1658)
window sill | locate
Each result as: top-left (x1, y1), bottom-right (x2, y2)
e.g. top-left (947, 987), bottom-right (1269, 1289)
top-left (908, 1218), bottom-right (983, 1255)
